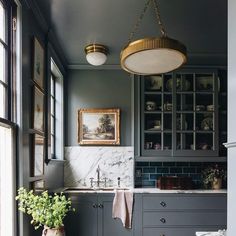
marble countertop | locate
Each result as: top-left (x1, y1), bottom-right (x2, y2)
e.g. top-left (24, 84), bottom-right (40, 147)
top-left (60, 187), bottom-right (227, 194)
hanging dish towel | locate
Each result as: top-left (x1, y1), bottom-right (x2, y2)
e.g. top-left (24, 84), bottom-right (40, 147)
top-left (112, 190), bottom-right (134, 228)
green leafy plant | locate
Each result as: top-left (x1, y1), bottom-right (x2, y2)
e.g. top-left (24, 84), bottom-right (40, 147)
top-left (16, 187), bottom-right (74, 230)
top-left (202, 164), bottom-right (227, 188)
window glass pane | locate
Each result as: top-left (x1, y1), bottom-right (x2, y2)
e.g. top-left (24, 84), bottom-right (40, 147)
top-left (51, 76), bottom-right (55, 96)
top-left (0, 125), bottom-right (15, 236)
top-left (0, 84), bottom-right (6, 118)
top-left (51, 97), bottom-right (54, 115)
top-left (0, 2), bottom-right (5, 42)
top-left (51, 135), bottom-right (54, 156)
top-left (0, 44), bottom-right (6, 83)
top-left (51, 115), bottom-right (54, 135)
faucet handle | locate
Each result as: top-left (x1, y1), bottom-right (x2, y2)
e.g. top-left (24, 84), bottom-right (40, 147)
top-left (104, 177), bottom-right (107, 188)
top-left (89, 177), bottom-right (94, 188)
top-left (117, 177), bottom-right (121, 188)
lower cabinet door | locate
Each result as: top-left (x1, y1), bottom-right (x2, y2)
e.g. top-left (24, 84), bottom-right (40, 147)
top-left (98, 195), bottom-right (133, 236)
top-left (65, 194), bottom-right (98, 236)
top-left (143, 227), bottom-right (225, 236)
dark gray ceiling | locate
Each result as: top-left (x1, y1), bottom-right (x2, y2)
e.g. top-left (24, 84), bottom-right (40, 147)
top-left (37, 0), bottom-right (227, 66)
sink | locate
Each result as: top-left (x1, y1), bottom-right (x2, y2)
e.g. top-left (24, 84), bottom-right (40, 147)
top-left (64, 187), bottom-right (129, 192)
top-left (64, 187), bottom-right (95, 191)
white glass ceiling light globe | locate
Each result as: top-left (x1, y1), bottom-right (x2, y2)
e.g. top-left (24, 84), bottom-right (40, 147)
top-left (85, 44), bottom-right (109, 66)
top-left (86, 51), bottom-right (107, 66)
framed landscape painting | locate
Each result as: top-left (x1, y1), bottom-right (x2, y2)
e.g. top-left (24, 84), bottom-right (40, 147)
top-left (33, 86), bottom-right (44, 132)
top-left (78, 108), bottom-right (120, 145)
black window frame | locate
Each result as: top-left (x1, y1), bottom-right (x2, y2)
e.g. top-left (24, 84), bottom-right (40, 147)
top-left (0, 0), bottom-right (17, 121)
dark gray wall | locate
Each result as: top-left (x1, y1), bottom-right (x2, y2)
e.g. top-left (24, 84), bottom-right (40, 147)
top-left (19, 1), bottom-right (66, 235)
top-left (65, 69), bottom-right (132, 146)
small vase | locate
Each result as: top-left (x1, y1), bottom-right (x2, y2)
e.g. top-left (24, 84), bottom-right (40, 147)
top-left (212, 178), bottom-right (222, 190)
top-left (42, 226), bottom-right (65, 236)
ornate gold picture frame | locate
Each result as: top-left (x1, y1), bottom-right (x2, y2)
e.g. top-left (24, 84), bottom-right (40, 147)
top-left (78, 108), bottom-right (120, 145)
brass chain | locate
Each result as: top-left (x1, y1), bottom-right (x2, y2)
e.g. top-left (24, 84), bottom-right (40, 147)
top-left (127, 0), bottom-right (167, 44)
top-left (152, 0), bottom-right (167, 37)
top-left (128, 0), bottom-right (152, 44)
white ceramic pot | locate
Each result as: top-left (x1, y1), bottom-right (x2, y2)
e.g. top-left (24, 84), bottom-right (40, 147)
top-left (42, 226), bottom-right (65, 236)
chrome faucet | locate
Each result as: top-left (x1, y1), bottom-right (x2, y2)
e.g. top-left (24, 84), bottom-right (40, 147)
top-left (96, 165), bottom-right (101, 187)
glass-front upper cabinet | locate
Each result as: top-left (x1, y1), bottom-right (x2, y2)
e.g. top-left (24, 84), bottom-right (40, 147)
top-left (140, 69), bottom-right (220, 158)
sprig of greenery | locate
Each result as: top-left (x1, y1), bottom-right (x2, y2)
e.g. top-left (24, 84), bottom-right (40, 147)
top-left (202, 164), bottom-right (227, 188)
top-left (16, 187), bottom-right (74, 229)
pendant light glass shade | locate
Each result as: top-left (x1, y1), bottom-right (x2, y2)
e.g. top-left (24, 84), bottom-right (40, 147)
top-left (120, 0), bottom-right (187, 75)
top-left (121, 37), bottom-right (187, 75)
top-left (85, 44), bottom-right (108, 66)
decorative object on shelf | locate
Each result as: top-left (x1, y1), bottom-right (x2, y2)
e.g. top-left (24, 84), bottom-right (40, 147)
top-left (195, 105), bottom-right (205, 111)
top-left (146, 75), bottom-right (162, 90)
top-left (33, 37), bottom-right (45, 89)
top-left (201, 117), bottom-right (213, 130)
top-left (202, 164), bottom-right (227, 189)
top-left (163, 102), bottom-right (172, 111)
top-left (176, 118), bottom-right (188, 130)
top-left (196, 76), bottom-right (220, 91)
top-left (207, 105), bottom-right (214, 111)
top-left (145, 142), bottom-right (153, 149)
top-left (145, 101), bottom-right (157, 111)
top-left (33, 86), bottom-right (44, 132)
top-left (154, 143), bottom-right (161, 150)
top-left (166, 77), bottom-right (190, 91)
top-left (16, 187), bottom-right (74, 236)
top-left (157, 176), bottom-right (192, 190)
top-left (120, 0), bottom-right (187, 75)
top-left (85, 44), bottom-right (109, 66)
top-left (78, 108), bottom-right (120, 145)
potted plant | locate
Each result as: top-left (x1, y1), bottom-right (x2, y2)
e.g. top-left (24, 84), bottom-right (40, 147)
top-left (16, 187), bottom-right (74, 236)
top-left (202, 164), bottom-right (227, 189)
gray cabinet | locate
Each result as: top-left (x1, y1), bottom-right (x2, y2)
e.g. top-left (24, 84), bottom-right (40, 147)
top-left (134, 193), bottom-right (227, 236)
top-left (65, 193), bottom-right (133, 236)
top-left (135, 68), bottom-right (227, 161)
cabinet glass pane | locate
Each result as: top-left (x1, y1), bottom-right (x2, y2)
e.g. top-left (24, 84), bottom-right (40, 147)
top-left (176, 113), bottom-right (193, 131)
top-left (164, 74), bottom-right (173, 92)
top-left (145, 75), bottom-right (163, 91)
top-left (196, 113), bottom-right (213, 131)
top-left (163, 94), bottom-right (172, 111)
top-left (196, 74), bottom-right (214, 91)
top-left (164, 133), bottom-right (172, 150)
top-left (196, 133), bottom-right (214, 150)
top-left (163, 114), bottom-right (172, 130)
top-left (145, 94), bottom-right (161, 111)
top-left (177, 133), bottom-right (193, 150)
top-left (195, 94), bottom-right (214, 111)
top-left (144, 133), bottom-right (161, 150)
top-left (176, 74), bottom-right (193, 92)
top-left (145, 114), bottom-right (162, 131)
top-left (177, 94), bottom-right (193, 111)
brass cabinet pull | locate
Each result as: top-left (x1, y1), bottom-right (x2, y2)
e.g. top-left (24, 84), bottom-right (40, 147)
top-left (92, 204), bottom-right (98, 208)
top-left (160, 201), bottom-right (166, 207)
top-left (98, 204), bottom-right (103, 208)
top-left (160, 218), bottom-right (166, 223)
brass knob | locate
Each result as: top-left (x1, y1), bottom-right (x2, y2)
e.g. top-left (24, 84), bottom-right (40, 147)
top-left (92, 204), bottom-right (97, 208)
top-left (98, 204), bottom-right (103, 208)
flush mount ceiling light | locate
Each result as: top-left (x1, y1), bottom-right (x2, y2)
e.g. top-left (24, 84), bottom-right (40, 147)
top-left (85, 44), bottom-right (109, 66)
top-left (120, 0), bottom-right (187, 75)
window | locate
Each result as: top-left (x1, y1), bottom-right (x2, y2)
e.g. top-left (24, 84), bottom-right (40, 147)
top-left (0, 119), bottom-right (16, 236)
top-left (0, 1), bottom-right (18, 235)
top-left (0, 1), bottom-right (7, 118)
top-left (50, 59), bottom-right (64, 160)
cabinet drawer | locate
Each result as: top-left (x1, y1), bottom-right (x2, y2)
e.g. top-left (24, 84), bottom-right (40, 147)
top-left (143, 195), bottom-right (226, 210)
top-left (143, 227), bottom-right (224, 236)
top-left (143, 211), bottom-right (227, 226)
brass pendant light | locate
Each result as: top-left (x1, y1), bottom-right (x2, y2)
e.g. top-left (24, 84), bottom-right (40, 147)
top-left (120, 0), bottom-right (187, 75)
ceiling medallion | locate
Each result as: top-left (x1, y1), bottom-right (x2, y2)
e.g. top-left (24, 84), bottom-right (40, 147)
top-left (120, 0), bottom-right (187, 75)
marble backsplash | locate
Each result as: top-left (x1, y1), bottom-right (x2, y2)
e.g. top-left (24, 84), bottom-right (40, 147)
top-left (64, 146), bottom-right (134, 188)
